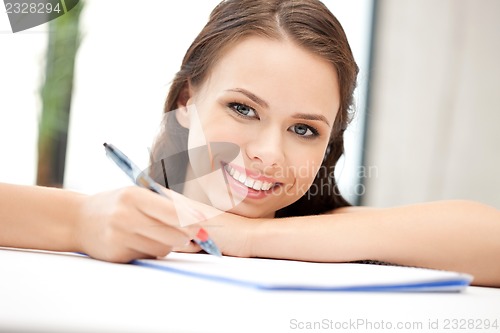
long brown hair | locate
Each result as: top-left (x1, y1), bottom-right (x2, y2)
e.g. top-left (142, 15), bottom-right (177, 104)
top-left (150, 0), bottom-right (359, 217)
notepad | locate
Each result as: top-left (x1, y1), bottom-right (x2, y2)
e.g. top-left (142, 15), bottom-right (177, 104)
top-left (132, 253), bottom-right (473, 292)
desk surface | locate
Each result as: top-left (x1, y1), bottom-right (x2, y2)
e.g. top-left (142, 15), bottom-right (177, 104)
top-left (1, 248), bottom-right (499, 333)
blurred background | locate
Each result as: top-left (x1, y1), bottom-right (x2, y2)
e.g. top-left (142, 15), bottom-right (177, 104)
top-left (0, 0), bottom-right (498, 209)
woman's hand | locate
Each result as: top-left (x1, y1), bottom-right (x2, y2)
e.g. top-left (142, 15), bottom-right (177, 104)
top-left (75, 187), bottom-right (201, 263)
top-left (172, 198), bottom-right (257, 258)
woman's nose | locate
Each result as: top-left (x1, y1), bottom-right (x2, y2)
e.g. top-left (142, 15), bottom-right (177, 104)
top-left (245, 125), bottom-right (285, 169)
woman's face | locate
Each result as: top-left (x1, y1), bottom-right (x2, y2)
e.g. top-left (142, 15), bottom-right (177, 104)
top-left (182, 36), bottom-right (340, 218)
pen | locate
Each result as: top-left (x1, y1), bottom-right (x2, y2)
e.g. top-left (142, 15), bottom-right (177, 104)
top-left (103, 142), bottom-right (222, 257)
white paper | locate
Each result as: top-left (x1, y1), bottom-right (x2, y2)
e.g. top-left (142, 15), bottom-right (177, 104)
top-left (137, 253), bottom-right (473, 292)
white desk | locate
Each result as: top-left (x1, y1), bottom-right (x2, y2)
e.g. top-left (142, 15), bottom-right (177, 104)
top-left (1, 248), bottom-right (499, 333)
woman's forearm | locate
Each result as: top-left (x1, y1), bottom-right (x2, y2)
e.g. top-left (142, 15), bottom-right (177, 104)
top-left (0, 183), bottom-right (84, 252)
top-left (251, 200), bottom-right (500, 287)
top-left (0, 183), bottom-right (201, 263)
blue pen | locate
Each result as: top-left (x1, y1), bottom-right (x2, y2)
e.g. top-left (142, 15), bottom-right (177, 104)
top-left (103, 142), bottom-right (222, 257)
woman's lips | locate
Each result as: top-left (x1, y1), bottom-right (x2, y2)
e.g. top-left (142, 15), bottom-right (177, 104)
top-left (222, 163), bottom-right (282, 199)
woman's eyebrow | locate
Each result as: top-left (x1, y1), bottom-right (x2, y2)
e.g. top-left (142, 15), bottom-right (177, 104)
top-left (291, 113), bottom-right (330, 127)
top-left (225, 88), bottom-right (269, 108)
top-left (226, 88), bottom-right (330, 127)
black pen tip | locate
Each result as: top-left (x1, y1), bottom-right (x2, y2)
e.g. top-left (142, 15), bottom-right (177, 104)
top-left (103, 142), bottom-right (108, 148)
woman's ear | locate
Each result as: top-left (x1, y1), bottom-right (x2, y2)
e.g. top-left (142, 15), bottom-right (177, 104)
top-left (175, 83), bottom-right (193, 129)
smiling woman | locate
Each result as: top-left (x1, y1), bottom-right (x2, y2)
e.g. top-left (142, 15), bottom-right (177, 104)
top-left (147, 0), bottom-right (500, 287)
top-left (182, 36), bottom-right (340, 218)
top-left (149, 0), bottom-right (356, 218)
top-left (0, 0), bottom-right (499, 287)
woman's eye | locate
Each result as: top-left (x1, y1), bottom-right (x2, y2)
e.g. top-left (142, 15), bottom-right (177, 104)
top-left (230, 103), bottom-right (257, 117)
top-left (289, 124), bottom-right (318, 137)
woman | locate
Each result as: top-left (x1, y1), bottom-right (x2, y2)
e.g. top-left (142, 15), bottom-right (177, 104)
top-left (1, 0), bottom-right (499, 287)
top-left (147, 0), bottom-right (500, 287)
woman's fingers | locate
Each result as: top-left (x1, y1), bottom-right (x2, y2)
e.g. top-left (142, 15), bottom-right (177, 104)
top-left (127, 233), bottom-right (175, 259)
top-left (172, 240), bottom-right (202, 253)
top-left (77, 186), bottom-right (213, 263)
top-left (129, 187), bottom-right (205, 227)
top-left (134, 220), bottom-right (194, 249)
top-left (128, 217), bottom-right (203, 258)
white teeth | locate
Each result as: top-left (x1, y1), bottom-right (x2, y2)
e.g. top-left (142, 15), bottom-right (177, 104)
top-left (244, 178), bottom-right (255, 188)
top-left (224, 165), bottom-right (275, 191)
top-left (238, 173), bottom-right (246, 183)
top-left (252, 180), bottom-right (263, 191)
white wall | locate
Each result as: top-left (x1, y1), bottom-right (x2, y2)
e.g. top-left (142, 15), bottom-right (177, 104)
top-left (0, 17), bottom-right (46, 185)
top-left (363, 0), bottom-right (500, 208)
top-left (64, 0), bottom-right (223, 193)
